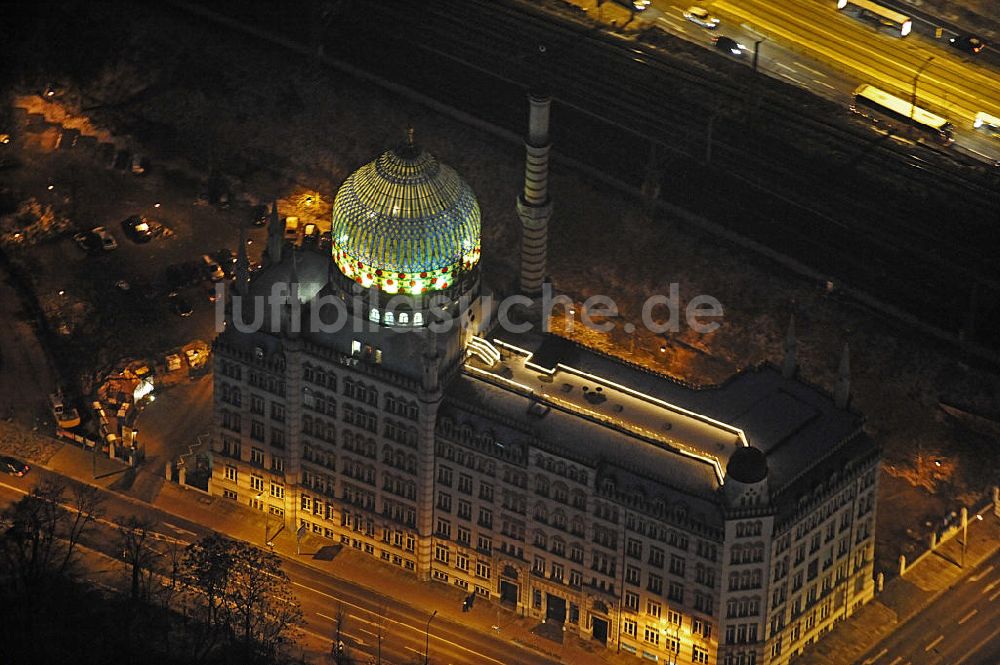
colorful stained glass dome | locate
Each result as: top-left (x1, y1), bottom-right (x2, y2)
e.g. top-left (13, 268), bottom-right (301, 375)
top-left (331, 136), bottom-right (481, 294)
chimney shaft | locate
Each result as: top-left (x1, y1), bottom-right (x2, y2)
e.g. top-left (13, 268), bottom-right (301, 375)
top-left (518, 91), bottom-right (553, 298)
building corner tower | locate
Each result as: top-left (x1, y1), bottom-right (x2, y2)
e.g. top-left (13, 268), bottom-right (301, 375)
top-left (517, 86), bottom-right (553, 298)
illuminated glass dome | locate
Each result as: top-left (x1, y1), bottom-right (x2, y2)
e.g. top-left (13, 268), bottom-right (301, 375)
top-left (331, 134), bottom-right (481, 295)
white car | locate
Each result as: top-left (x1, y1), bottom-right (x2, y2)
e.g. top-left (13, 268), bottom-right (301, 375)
top-left (684, 6), bottom-right (720, 29)
top-left (92, 226), bottom-right (118, 251)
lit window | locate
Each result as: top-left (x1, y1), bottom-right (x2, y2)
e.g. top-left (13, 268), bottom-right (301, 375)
top-left (414, 312), bottom-right (423, 326)
top-left (369, 308), bottom-right (380, 322)
top-left (399, 312), bottom-right (409, 324)
top-left (351, 340), bottom-right (361, 355)
top-left (384, 311), bottom-right (395, 325)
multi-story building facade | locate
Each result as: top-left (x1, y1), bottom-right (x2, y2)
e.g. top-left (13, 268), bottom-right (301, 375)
top-left (209, 123), bottom-right (879, 665)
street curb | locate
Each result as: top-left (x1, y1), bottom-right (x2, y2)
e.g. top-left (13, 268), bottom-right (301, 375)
top-left (844, 513), bottom-right (1000, 665)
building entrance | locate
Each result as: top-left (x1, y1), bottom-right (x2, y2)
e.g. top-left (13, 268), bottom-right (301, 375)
top-left (499, 580), bottom-right (519, 606)
top-left (545, 593), bottom-right (566, 623)
top-left (592, 616), bottom-right (608, 644)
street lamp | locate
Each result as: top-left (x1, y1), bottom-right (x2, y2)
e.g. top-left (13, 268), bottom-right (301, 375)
top-left (255, 491), bottom-right (273, 547)
top-left (910, 56), bottom-right (935, 138)
top-left (423, 609), bottom-right (437, 665)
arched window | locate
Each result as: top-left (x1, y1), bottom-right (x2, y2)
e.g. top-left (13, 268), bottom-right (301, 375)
top-left (369, 308), bottom-right (380, 322)
top-left (384, 311), bottom-right (395, 325)
top-left (535, 475), bottom-right (549, 496)
top-left (413, 312), bottom-right (423, 326)
top-left (399, 312), bottom-right (409, 324)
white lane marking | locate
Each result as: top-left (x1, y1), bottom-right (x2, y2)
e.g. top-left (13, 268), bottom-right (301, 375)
top-left (162, 521), bottom-right (197, 537)
top-left (982, 580), bottom-right (998, 594)
top-left (862, 647), bottom-right (888, 664)
top-left (813, 79), bottom-right (836, 90)
top-left (958, 608), bottom-right (978, 625)
top-left (775, 62), bottom-right (795, 71)
top-left (989, 588), bottom-right (1000, 602)
top-left (970, 565), bottom-right (994, 582)
top-left (888, 657), bottom-right (903, 665)
top-left (315, 614), bottom-right (367, 645)
top-left (780, 73), bottom-right (801, 84)
top-left (925, 635), bottom-right (945, 652)
top-left (794, 61), bottom-right (827, 77)
top-left (298, 582), bottom-right (505, 665)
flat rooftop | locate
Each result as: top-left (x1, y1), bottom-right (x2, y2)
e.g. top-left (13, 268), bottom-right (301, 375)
top-left (464, 336), bottom-right (746, 485)
top-left (483, 331), bottom-right (867, 494)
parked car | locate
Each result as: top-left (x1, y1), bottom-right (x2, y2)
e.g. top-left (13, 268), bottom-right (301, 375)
top-left (121, 215), bottom-right (153, 243)
top-left (214, 248), bottom-right (238, 278)
top-left (684, 6), bottom-right (720, 28)
top-left (713, 36), bottom-right (746, 56)
top-left (252, 204), bottom-right (269, 226)
top-left (73, 230), bottom-right (102, 254)
top-left (1, 456), bottom-right (29, 477)
top-left (49, 392), bottom-right (81, 428)
top-left (612, 0), bottom-right (651, 10)
top-left (92, 226), bottom-right (118, 251)
top-left (950, 33), bottom-right (986, 55)
top-left (201, 254), bottom-right (225, 281)
top-left (168, 293), bottom-right (193, 317)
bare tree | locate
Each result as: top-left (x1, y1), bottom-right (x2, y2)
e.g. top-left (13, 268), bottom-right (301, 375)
top-left (60, 484), bottom-right (105, 575)
top-left (115, 515), bottom-right (157, 602)
top-left (184, 533), bottom-right (236, 662)
top-left (0, 480), bottom-right (66, 591)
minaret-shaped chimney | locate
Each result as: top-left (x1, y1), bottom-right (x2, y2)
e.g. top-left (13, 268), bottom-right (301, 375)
top-left (234, 225), bottom-right (250, 297)
top-left (835, 343), bottom-right (851, 409)
top-left (265, 199), bottom-right (282, 266)
top-left (782, 314), bottom-right (797, 379)
top-left (517, 72), bottom-right (553, 298)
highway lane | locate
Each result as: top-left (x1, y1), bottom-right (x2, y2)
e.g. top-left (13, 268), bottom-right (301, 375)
top-left (0, 472), bottom-right (558, 665)
top-left (859, 548), bottom-right (1000, 665)
top-left (696, 0), bottom-right (1000, 157)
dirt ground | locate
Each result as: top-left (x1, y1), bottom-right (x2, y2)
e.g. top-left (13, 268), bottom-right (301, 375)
top-left (5, 3), bottom-right (999, 578)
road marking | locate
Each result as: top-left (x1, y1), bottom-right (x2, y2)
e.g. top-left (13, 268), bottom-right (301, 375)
top-left (813, 79), bottom-right (836, 90)
top-left (888, 657), bottom-right (903, 665)
top-left (970, 564), bottom-right (994, 582)
top-left (958, 608), bottom-right (978, 625)
top-left (794, 61), bottom-right (827, 77)
top-left (862, 647), bottom-right (887, 664)
top-left (298, 582), bottom-right (505, 665)
top-left (925, 635), bottom-right (944, 652)
top-left (989, 588), bottom-right (1000, 602)
top-left (954, 622), bottom-right (1000, 664)
top-left (981, 580), bottom-right (998, 594)
top-left (162, 521), bottom-right (197, 537)
top-left (315, 614), bottom-right (367, 645)
top-left (775, 62), bottom-right (795, 71)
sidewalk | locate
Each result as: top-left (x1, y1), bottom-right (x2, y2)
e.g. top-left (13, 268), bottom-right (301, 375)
top-left (800, 507), bottom-right (1000, 665)
top-left (4, 425), bottom-right (635, 665)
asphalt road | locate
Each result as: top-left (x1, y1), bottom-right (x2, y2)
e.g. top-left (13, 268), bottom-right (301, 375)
top-left (859, 549), bottom-right (1000, 665)
top-left (691, 0), bottom-right (1000, 161)
top-left (0, 468), bottom-right (559, 665)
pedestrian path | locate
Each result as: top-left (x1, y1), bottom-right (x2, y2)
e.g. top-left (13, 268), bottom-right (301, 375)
top-left (12, 431), bottom-right (636, 664)
top-left (801, 508), bottom-right (1000, 665)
